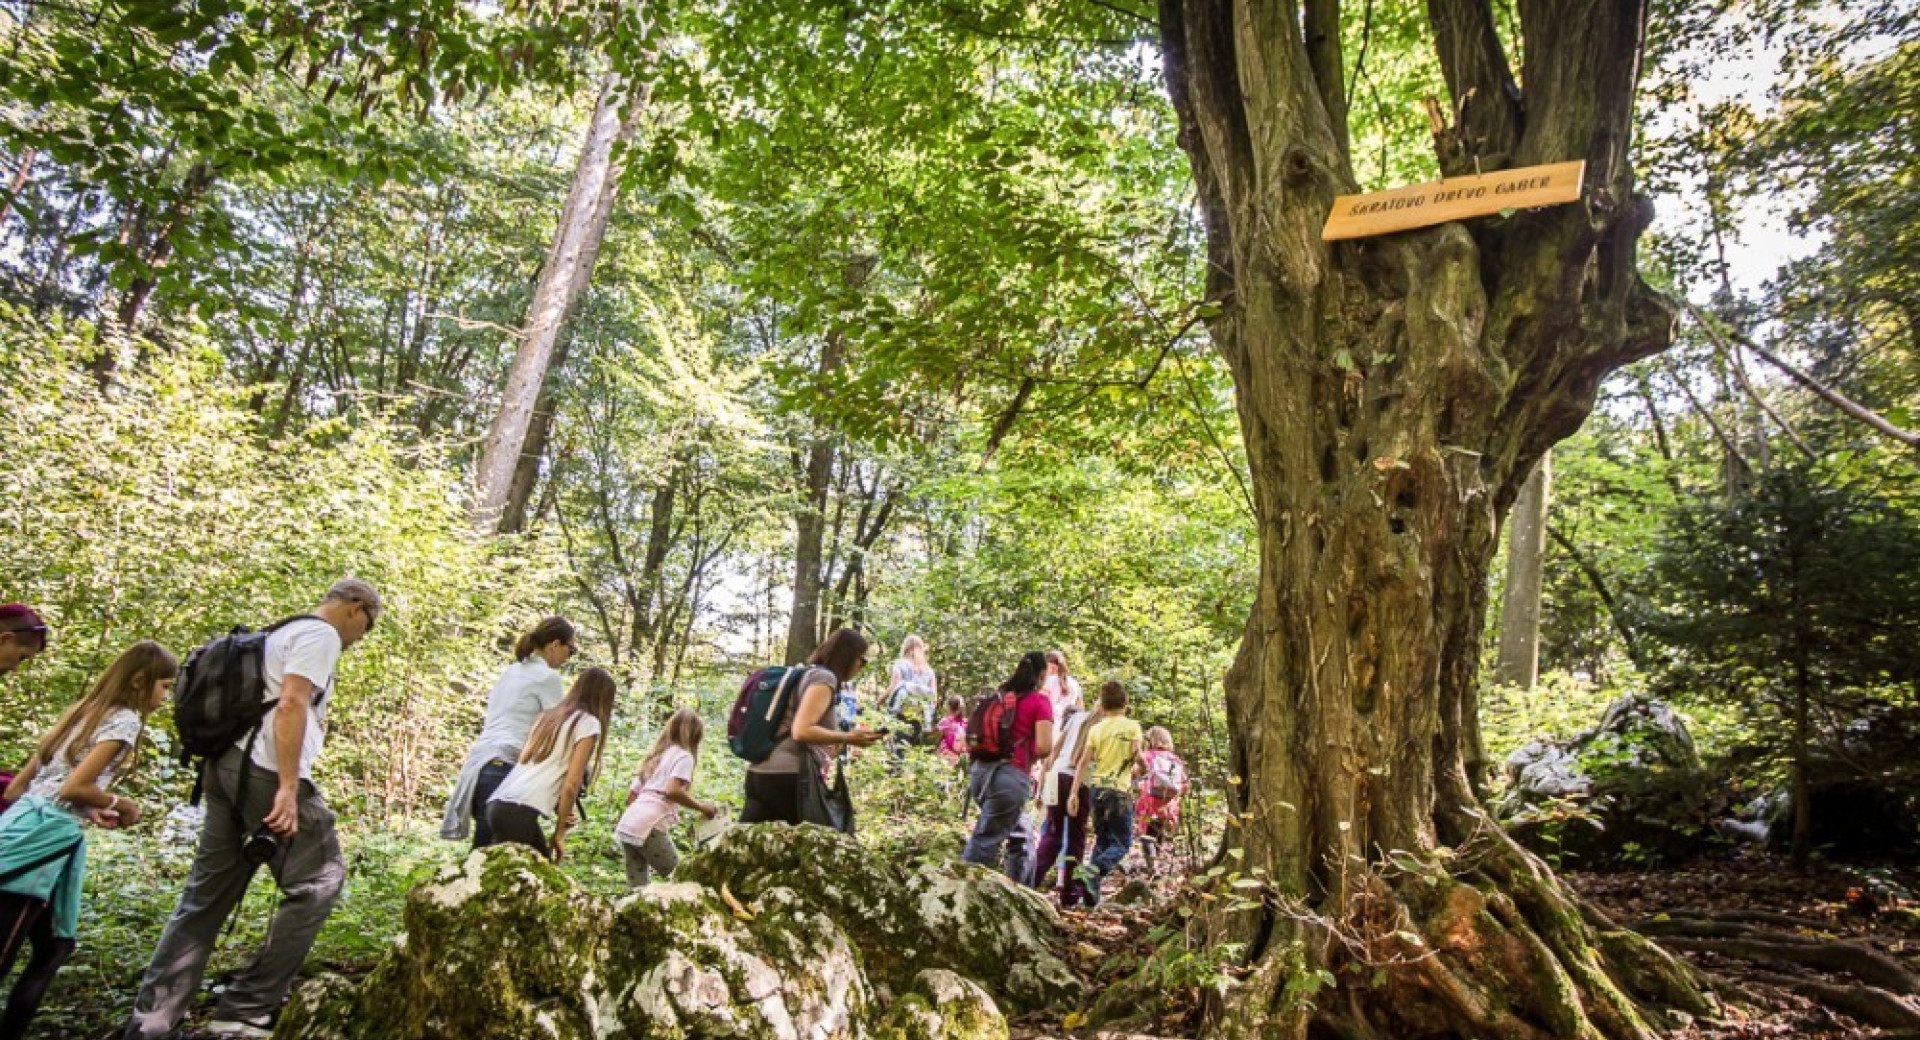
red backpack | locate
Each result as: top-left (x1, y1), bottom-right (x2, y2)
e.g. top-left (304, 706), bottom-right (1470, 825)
top-left (966, 689), bottom-right (1023, 762)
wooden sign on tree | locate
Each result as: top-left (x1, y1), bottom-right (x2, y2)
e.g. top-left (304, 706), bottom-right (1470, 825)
top-left (1320, 160), bottom-right (1586, 241)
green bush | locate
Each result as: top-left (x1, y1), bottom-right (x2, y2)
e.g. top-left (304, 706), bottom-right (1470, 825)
top-left (0, 307), bottom-right (564, 816)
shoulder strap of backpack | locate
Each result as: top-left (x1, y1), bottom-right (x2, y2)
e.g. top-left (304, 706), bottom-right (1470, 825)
top-left (263, 614), bottom-right (324, 633)
top-left (767, 666), bottom-right (806, 723)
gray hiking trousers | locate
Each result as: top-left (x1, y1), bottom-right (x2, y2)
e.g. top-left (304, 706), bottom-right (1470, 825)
top-left (123, 746), bottom-right (345, 1039)
top-left (962, 761), bottom-right (1035, 882)
top-left (619, 829), bottom-right (680, 888)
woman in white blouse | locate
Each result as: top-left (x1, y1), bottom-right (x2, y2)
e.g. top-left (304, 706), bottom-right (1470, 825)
top-left (439, 617), bottom-right (576, 848)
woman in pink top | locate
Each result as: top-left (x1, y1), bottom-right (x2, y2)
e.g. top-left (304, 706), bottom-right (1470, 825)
top-left (615, 709), bottom-right (719, 887)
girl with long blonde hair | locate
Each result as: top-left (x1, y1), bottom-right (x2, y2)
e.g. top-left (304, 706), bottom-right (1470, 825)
top-left (1, 640), bottom-right (177, 1037)
top-left (484, 667), bottom-right (616, 862)
top-left (615, 708), bottom-right (720, 887)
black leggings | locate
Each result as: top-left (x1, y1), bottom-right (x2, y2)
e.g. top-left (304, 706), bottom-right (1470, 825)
top-left (0, 891), bottom-right (76, 1040)
top-left (740, 772), bottom-right (801, 825)
top-left (469, 760), bottom-right (515, 851)
top-left (482, 801), bottom-right (550, 858)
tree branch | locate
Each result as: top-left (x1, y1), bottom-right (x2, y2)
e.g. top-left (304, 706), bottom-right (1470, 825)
top-left (1660, 355), bottom-right (1750, 476)
top-left (1715, 327), bottom-right (1816, 459)
top-left (981, 375), bottom-right (1037, 463)
top-left (1424, 0), bottom-right (1523, 174)
top-left (1546, 523), bottom-right (1641, 668)
top-left (1686, 302), bottom-right (1920, 452)
top-left (1303, 0), bottom-right (1350, 167)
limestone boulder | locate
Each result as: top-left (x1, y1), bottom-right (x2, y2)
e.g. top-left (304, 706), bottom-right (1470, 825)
top-left (276, 831), bottom-right (1050, 1040)
top-left (1498, 694), bottom-right (1713, 868)
top-left (675, 822), bottom-right (1077, 1011)
top-left (276, 845), bottom-right (611, 1040)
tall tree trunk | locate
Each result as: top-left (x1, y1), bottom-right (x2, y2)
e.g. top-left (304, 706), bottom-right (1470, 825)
top-left (1157, 2), bottom-right (1709, 1036)
top-left (94, 161), bottom-right (215, 382)
top-left (784, 438), bottom-right (836, 664)
top-left (0, 147), bottom-right (35, 226)
top-left (1790, 651), bottom-right (1813, 873)
top-left (472, 75), bottom-right (646, 530)
top-left (498, 332), bottom-right (573, 534)
top-left (1497, 453), bottom-right (1552, 690)
top-left (782, 256), bottom-right (874, 663)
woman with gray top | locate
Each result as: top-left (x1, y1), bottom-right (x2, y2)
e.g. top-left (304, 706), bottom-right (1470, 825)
top-left (740, 629), bottom-right (884, 825)
top-left (439, 617), bottom-right (575, 848)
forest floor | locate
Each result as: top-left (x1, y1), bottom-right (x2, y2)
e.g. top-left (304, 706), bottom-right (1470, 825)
top-left (1014, 849), bottom-right (1920, 1040)
top-left (1575, 851), bottom-right (1920, 1040)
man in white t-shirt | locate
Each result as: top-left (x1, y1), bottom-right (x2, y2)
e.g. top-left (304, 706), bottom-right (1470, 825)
top-left (125, 578), bottom-right (380, 1040)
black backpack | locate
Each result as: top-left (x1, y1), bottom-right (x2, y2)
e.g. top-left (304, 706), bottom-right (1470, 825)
top-left (172, 616), bottom-right (322, 803)
top-left (728, 666), bottom-right (805, 764)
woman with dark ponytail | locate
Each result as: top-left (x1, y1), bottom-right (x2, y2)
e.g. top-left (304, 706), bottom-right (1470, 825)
top-left (440, 616), bottom-right (576, 847)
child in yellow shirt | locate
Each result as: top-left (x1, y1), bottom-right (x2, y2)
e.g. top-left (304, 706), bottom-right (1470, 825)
top-left (1067, 681), bottom-right (1143, 904)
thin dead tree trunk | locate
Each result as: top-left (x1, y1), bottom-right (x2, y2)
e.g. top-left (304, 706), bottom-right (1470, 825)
top-left (1546, 523), bottom-right (1643, 669)
top-left (1497, 454), bottom-right (1551, 691)
top-left (472, 75), bottom-right (648, 530)
top-left (1157, 1), bottom-right (1710, 1036)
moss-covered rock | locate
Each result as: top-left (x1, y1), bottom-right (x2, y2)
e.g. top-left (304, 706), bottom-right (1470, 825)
top-left (676, 823), bottom-right (1076, 1011)
top-left (873, 971), bottom-right (1009, 1040)
top-left (276, 845), bottom-right (611, 1040)
top-left (1498, 694), bottom-right (1714, 868)
top-left (604, 883), bottom-right (875, 1039)
top-left (276, 832), bottom-right (1043, 1040)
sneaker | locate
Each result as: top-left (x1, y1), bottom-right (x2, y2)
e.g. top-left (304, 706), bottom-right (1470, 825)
top-left (195, 1016), bottom-right (274, 1039)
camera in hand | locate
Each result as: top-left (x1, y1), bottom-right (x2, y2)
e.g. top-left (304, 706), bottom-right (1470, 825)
top-left (242, 824), bottom-right (281, 866)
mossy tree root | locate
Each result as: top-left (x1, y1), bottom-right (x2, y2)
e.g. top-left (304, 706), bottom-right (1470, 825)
top-left (1202, 828), bottom-right (1713, 1040)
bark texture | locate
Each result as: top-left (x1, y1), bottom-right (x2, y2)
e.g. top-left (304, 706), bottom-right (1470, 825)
top-left (1157, 1), bottom-right (1706, 1036)
top-left (473, 76), bottom-right (646, 530)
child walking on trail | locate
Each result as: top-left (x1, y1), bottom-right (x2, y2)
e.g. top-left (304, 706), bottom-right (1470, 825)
top-left (1032, 702), bottom-right (1097, 907)
top-left (1135, 726), bottom-right (1189, 875)
top-left (484, 667), bottom-right (616, 863)
top-left (0, 641), bottom-right (176, 1040)
top-left (615, 708), bottom-right (719, 888)
top-left (1067, 680), bottom-right (1143, 905)
top-left (934, 696), bottom-right (967, 763)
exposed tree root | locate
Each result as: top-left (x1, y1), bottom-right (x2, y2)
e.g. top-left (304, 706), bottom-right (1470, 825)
top-left (1201, 827), bottom-right (1715, 1040)
top-left (1745, 971), bottom-right (1920, 1031)
top-left (1662, 908), bottom-right (1840, 933)
top-left (1632, 920), bottom-right (1919, 993)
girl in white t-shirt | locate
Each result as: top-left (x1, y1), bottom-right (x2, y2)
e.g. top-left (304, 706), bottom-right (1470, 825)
top-left (615, 708), bottom-right (719, 887)
top-left (0, 640), bottom-right (176, 1037)
top-left (485, 667), bottom-right (616, 863)
top-left (1042, 651), bottom-right (1083, 718)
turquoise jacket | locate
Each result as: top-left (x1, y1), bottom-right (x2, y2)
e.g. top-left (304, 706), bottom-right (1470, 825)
top-left (0, 795), bottom-right (87, 938)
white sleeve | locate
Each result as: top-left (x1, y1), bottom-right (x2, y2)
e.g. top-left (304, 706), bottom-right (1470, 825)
top-left (573, 715), bottom-right (603, 743)
top-left (669, 749), bottom-right (696, 784)
top-left (282, 624), bottom-right (343, 686)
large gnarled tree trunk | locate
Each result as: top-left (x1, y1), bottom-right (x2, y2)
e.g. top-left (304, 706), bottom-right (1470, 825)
top-left (1158, 1), bottom-right (1710, 1036)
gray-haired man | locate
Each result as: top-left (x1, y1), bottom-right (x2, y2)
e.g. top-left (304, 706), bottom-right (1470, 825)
top-left (124, 578), bottom-right (381, 1040)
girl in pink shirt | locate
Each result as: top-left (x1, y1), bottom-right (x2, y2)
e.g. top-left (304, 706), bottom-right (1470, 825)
top-left (934, 695), bottom-right (968, 762)
top-left (615, 709), bottom-right (719, 887)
